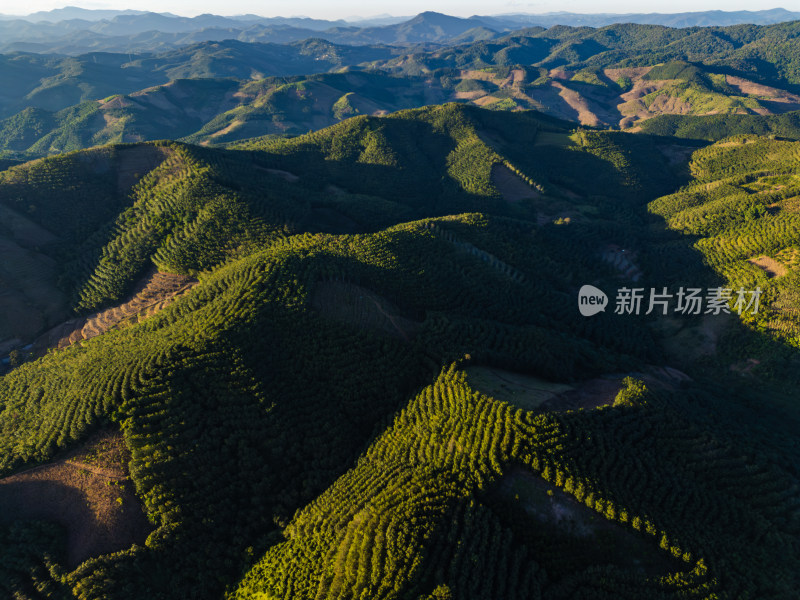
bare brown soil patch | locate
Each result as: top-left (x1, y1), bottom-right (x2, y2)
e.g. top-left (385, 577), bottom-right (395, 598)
top-left (0, 430), bottom-right (153, 568)
top-left (748, 255), bottom-right (788, 278)
top-left (619, 78), bottom-right (671, 103)
top-left (462, 69), bottom-right (500, 83)
top-left (647, 94), bottom-right (693, 115)
top-left (491, 164), bottom-right (540, 203)
top-left (617, 79), bottom-right (678, 124)
top-left (472, 95), bottom-right (501, 107)
top-left (342, 92), bottom-right (386, 116)
top-left (548, 69), bottom-right (573, 80)
top-left (209, 120), bottom-right (243, 138)
top-left (452, 90), bottom-right (485, 100)
top-left (551, 82), bottom-right (600, 126)
top-left (34, 269), bottom-right (197, 352)
top-left (311, 281), bottom-right (420, 342)
top-left (725, 76), bottom-right (800, 107)
top-left (604, 67), bottom-right (653, 80)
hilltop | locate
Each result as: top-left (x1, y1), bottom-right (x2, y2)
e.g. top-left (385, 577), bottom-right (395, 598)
top-left (1, 9), bottom-right (800, 53)
top-left (5, 20), bottom-right (800, 157)
top-left (0, 103), bottom-right (798, 598)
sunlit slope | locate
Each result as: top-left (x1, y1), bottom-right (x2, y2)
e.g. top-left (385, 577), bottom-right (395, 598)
top-left (4, 63), bottom-right (800, 156)
top-left (650, 135), bottom-right (800, 351)
top-left (233, 365), bottom-right (800, 600)
top-left (0, 104), bottom-right (798, 600)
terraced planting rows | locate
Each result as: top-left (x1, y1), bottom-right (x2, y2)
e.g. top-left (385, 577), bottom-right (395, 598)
top-left (649, 135), bottom-right (800, 346)
top-left (0, 103), bottom-right (798, 599)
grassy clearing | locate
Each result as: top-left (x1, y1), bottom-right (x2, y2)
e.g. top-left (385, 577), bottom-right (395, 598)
top-left (464, 366), bottom-right (572, 410)
top-left (489, 466), bottom-right (684, 579)
top-left (535, 131), bottom-right (575, 147)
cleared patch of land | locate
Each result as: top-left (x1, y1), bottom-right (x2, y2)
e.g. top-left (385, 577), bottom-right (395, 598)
top-left (465, 366), bottom-right (636, 413)
top-left (465, 366), bottom-right (572, 410)
top-left (534, 131), bottom-right (574, 147)
top-left (115, 145), bottom-right (173, 194)
top-left (0, 203), bottom-right (68, 353)
top-left (33, 270), bottom-right (197, 353)
top-left (551, 81), bottom-right (601, 126)
top-left (659, 313), bottom-right (733, 364)
top-left (490, 164), bottom-right (540, 203)
top-left (658, 144), bottom-right (697, 167)
top-left (311, 281), bottom-right (421, 342)
top-left (490, 466), bottom-right (684, 578)
top-left (725, 76), bottom-right (800, 109)
top-left (747, 255), bottom-right (788, 278)
top-left (254, 166), bottom-right (300, 182)
top-left (539, 377), bottom-right (623, 412)
top-left (0, 239), bottom-right (69, 353)
top-left (0, 430), bottom-right (153, 568)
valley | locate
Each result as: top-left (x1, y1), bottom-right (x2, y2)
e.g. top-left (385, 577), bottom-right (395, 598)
top-left (0, 8), bottom-right (799, 600)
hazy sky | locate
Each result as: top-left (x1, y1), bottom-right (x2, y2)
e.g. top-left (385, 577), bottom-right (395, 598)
top-left (3, 0), bottom-right (784, 19)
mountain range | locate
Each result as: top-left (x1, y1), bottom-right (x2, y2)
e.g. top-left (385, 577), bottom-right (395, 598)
top-left (1, 100), bottom-right (799, 599)
top-left (1, 9), bottom-right (800, 54)
top-left (1, 9), bottom-right (800, 600)
top-left (4, 21), bottom-right (800, 157)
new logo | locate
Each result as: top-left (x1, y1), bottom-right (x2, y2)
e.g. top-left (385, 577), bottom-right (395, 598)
top-left (578, 285), bottom-right (608, 316)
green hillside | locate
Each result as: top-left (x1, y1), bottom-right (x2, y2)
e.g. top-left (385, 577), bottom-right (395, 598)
top-left (7, 21), bottom-right (800, 155)
top-left (0, 41), bottom-right (397, 119)
top-left (0, 104), bottom-right (798, 600)
top-left (6, 60), bottom-right (800, 156)
top-left (650, 134), bottom-right (800, 352)
top-left (638, 110), bottom-right (800, 140)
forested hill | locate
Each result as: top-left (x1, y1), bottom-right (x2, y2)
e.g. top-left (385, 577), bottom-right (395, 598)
top-left (1, 8), bottom-right (800, 54)
top-left (0, 103), bottom-right (798, 599)
top-left (5, 20), bottom-right (800, 157)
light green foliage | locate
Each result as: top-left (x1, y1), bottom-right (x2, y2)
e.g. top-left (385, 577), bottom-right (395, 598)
top-left (0, 104), bottom-right (797, 600)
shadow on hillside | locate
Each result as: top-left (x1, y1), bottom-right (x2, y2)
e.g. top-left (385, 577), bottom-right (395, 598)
top-left (0, 474), bottom-right (152, 568)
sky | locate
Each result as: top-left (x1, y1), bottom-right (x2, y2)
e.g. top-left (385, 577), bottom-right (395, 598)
top-left (0, 0), bottom-right (786, 19)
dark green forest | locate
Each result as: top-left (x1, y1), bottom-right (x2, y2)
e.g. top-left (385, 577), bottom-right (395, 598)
top-left (0, 100), bottom-right (798, 599)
